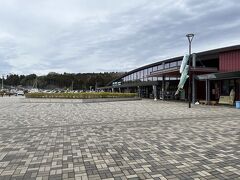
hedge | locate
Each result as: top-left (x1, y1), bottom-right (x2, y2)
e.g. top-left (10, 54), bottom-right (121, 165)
top-left (25, 92), bottom-right (138, 99)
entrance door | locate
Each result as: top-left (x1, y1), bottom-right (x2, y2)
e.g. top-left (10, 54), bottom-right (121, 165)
top-left (211, 81), bottom-right (220, 101)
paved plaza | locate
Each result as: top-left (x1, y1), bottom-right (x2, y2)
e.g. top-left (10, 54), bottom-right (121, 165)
top-left (0, 97), bottom-right (239, 180)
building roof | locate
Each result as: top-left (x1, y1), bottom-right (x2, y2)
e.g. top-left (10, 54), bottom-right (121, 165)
top-left (107, 44), bottom-right (240, 86)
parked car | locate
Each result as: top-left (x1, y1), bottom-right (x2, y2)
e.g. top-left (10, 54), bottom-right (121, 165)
top-left (17, 90), bottom-right (24, 96)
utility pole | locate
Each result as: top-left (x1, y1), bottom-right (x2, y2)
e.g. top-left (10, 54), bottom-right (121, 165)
top-left (1, 75), bottom-right (4, 90)
top-left (186, 33), bottom-right (194, 108)
top-left (71, 81), bottom-right (74, 91)
top-left (95, 82), bottom-right (97, 90)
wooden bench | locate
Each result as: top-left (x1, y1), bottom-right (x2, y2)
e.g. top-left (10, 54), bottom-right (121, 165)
top-left (199, 100), bottom-right (217, 105)
top-left (218, 96), bottom-right (234, 105)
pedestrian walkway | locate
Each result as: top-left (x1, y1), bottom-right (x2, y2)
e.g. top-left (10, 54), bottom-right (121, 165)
top-left (0, 97), bottom-right (239, 179)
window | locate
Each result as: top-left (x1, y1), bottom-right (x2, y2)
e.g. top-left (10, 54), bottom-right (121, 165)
top-left (141, 70), bottom-right (144, 78)
top-left (153, 66), bottom-right (157, 72)
top-left (169, 77), bottom-right (177, 80)
top-left (131, 74), bottom-right (134, 81)
top-left (158, 64), bottom-right (163, 70)
top-left (177, 60), bottom-right (182, 66)
top-left (170, 62), bottom-right (177, 68)
top-left (139, 70), bottom-right (144, 81)
top-left (221, 80), bottom-right (229, 96)
top-left (148, 68), bottom-right (153, 81)
top-left (137, 71), bottom-right (140, 80)
top-left (143, 69), bottom-right (148, 81)
top-left (165, 63), bottom-right (170, 69)
top-left (148, 67), bottom-right (153, 75)
top-left (144, 69), bottom-right (148, 76)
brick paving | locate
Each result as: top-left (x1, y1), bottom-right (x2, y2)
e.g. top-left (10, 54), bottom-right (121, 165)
top-left (0, 97), bottom-right (240, 180)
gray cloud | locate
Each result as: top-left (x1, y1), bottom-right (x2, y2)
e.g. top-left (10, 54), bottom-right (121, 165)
top-left (0, 0), bottom-right (239, 74)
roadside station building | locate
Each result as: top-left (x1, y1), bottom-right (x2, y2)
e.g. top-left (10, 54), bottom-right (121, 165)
top-left (100, 45), bottom-right (240, 105)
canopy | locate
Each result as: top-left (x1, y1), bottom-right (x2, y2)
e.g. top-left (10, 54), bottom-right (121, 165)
top-left (197, 71), bottom-right (240, 80)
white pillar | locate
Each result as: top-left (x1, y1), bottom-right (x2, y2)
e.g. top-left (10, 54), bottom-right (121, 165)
top-left (162, 76), bottom-right (165, 100)
top-left (153, 85), bottom-right (157, 101)
top-left (205, 80), bottom-right (210, 104)
top-left (192, 76), bottom-right (196, 103)
top-left (192, 54), bottom-right (196, 104)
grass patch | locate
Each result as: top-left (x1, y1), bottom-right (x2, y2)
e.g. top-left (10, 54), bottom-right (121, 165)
top-left (25, 92), bottom-right (138, 99)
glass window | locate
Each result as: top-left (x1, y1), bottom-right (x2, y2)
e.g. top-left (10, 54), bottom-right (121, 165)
top-left (153, 66), bottom-right (157, 72)
top-left (170, 62), bottom-right (177, 68)
top-left (158, 77), bottom-right (163, 81)
top-left (148, 68), bottom-right (153, 81)
top-left (177, 60), bottom-right (182, 66)
top-left (136, 71), bottom-right (139, 80)
top-left (153, 77), bottom-right (157, 81)
top-left (221, 80), bottom-right (229, 95)
top-left (148, 67), bottom-right (153, 75)
top-left (139, 70), bottom-right (143, 81)
top-left (170, 77), bottom-right (177, 80)
top-left (144, 69), bottom-right (148, 77)
top-left (165, 63), bottom-right (170, 69)
top-left (158, 64), bottom-right (163, 70)
top-left (148, 77), bottom-right (153, 81)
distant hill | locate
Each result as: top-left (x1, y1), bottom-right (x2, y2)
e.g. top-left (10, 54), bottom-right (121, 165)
top-left (1, 72), bottom-right (125, 90)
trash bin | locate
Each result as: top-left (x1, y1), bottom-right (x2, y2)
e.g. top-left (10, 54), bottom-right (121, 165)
top-left (236, 101), bottom-right (240, 109)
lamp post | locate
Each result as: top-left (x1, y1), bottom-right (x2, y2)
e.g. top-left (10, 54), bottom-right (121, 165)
top-left (186, 33), bottom-right (194, 108)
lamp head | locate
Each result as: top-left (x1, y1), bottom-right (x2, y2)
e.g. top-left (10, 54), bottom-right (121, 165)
top-left (186, 33), bottom-right (194, 42)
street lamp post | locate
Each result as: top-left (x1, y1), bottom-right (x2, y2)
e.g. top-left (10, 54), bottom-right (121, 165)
top-left (186, 33), bottom-right (194, 108)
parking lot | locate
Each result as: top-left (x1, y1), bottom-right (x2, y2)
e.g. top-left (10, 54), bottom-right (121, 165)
top-left (0, 97), bottom-right (239, 180)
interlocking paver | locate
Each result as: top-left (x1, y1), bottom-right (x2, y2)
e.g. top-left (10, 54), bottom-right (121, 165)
top-left (0, 97), bottom-right (240, 179)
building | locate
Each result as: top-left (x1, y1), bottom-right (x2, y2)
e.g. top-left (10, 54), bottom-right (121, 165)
top-left (100, 45), bottom-right (240, 104)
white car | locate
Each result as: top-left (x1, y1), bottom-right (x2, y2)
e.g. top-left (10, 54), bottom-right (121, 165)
top-left (17, 90), bottom-right (24, 96)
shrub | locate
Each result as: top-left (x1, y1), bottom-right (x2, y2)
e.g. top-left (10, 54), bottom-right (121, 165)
top-left (25, 92), bottom-right (137, 99)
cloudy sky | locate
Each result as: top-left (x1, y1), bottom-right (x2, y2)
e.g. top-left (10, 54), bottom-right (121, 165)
top-left (0, 0), bottom-right (240, 75)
